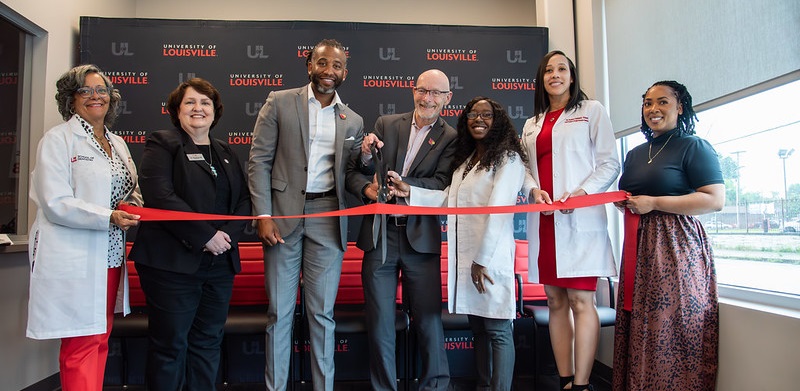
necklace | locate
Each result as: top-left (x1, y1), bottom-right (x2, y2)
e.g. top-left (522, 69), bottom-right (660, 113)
top-left (201, 146), bottom-right (218, 177)
top-left (93, 132), bottom-right (112, 155)
top-left (648, 133), bottom-right (674, 164)
top-left (462, 155), bottom-right (480, 180)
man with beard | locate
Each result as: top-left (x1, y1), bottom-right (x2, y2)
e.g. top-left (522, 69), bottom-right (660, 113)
top-left (348, 69), bottom-right (457, 391)
top-left (248, 38), bottom-right (364, 391)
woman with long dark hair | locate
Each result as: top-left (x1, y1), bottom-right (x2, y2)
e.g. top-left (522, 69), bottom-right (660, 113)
top-left (521, 51), bottom-right (620, 391)
top-left (392, 97), bottom-right (527, 390)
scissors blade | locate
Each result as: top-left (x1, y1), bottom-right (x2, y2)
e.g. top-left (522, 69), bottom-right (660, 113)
top-left (380, 214), bottom-right (387, 263)
top-left (370, 143), bottom-right (389, 263)
top-left (371, 144), bottom-right (389, 204)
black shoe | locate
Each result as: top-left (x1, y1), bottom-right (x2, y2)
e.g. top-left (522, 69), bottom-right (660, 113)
top-left (571, 384), bottom-right (594, 391)
top-left (560, 376), bottom-right (574, 390)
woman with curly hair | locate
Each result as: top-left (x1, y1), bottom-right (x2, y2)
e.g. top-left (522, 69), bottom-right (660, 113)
top-left (614, 80), bottom-right (724, 391)
top-left (390, 96), bottom-right (527, 390)
top-left (521, 50), bottom-right (620, 391)
top-left (27, 64), bottom-right (142, 390)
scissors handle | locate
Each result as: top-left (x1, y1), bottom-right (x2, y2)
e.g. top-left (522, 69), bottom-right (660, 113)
top-left (370, 143), bottom-right (390, 203)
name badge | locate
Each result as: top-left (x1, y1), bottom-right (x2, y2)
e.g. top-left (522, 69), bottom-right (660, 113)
top-left (186, 153), bottom-right (205, 161)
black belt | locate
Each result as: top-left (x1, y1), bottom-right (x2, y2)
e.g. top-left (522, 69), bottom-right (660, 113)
top-left (305, 189), bottom-right (336, 200)
top-left (387, 216), bottom-right (407, 227)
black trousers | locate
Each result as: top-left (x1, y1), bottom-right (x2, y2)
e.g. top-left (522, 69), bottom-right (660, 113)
top-left (136, 254), bottom-right (235, 390)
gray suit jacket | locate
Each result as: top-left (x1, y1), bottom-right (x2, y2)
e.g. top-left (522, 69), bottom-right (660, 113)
top-left (348, 112), bottom-right (458, 254)
top-left (248, 84), bottom-right (364, 250)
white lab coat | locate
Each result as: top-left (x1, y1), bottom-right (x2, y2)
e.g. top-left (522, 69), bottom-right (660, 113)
top-left (410, 153), bottom-right (524, 320)
top-left (521, 100), bottom-right (619, 281)
top-left (27, 115), bottom-right (141, 339)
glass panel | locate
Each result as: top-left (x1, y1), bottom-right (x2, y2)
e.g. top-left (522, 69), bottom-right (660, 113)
top-left (697, 80), bottom-right (800, 295)
top-left (0, 17), bottom-right (23, 234)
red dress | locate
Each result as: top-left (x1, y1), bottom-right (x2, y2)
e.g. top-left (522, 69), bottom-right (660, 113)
top-left (536, 108), bottom-right (597, 290)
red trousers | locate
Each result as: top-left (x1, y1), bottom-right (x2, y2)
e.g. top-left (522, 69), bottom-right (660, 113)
top-left (59, 267), bottom-right (121, 391)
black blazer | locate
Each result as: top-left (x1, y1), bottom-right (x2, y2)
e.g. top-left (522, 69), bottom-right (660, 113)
top-left (129, 129), bottom-right (251, 274)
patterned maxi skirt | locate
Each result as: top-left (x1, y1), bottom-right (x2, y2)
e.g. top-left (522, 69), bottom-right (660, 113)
top-left (612, 212), bottom-right (718, 391)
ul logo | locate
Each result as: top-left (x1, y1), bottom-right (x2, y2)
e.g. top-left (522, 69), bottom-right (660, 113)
top-left (507, 106), bottom-right (524, 119)
top-left (379, 103), bottom-right (396, 116)
top-left (178, 73), bottom-right (197, 83)
top-left (119, 101), bottom-right (133, 115)
top-left (247, 45), bottom-right (270, 59)
top-left (242, 341), bottom-right (264, 355)
top-left (379, 48), bottom-right (400, 61)
top-left (506, 50), bottom-right (527, 63)
top-left (111, 42), bottom-right (134, 56)
top-left (449, 76), bottom-right (464, 91)
top-left (245, 102), bottom-right (264, 116)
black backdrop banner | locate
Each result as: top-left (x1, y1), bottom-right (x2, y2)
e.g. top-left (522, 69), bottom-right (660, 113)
top-left (79, 17), bottom-right (548, 241)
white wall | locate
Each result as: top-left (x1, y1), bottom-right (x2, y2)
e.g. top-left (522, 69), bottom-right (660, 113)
top-left (132, 0), bottom-right (536, 26)
top-left (0, 250), bottom-right (59, 391)
top-left (718, 300), bottom-right (800, 389)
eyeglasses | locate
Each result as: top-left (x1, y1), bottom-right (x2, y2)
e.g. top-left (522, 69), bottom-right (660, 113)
top-left (413, 87), bottom-right (450, 98)
top-left (75, 86), bottom-right (110, 98)
top-left (466, 112), bottom-right (494, 120)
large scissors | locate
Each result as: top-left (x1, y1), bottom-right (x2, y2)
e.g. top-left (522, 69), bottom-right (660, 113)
top-left (370, 142), bottom-right (390, 263)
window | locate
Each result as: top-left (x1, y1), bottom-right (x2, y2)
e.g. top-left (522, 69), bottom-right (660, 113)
top-left (619, 74), bottom-right (800, 297)
top-left (0, 17), bottom-right (23, 234)
top-left (0, 4), bottom-right (44, 240)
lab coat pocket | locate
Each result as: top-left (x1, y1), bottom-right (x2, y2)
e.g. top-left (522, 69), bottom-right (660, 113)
top-left (30, 224), bottom-right (90, 280)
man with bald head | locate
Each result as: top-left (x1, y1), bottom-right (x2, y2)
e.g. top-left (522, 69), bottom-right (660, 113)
top-left (348, 69), bottom-right (457, 390)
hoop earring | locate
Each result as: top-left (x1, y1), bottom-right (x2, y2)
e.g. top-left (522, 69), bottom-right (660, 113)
top-left (65, 99), bottom-right (75, 116)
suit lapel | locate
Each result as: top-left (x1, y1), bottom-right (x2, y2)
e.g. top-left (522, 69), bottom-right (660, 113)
top-left (395, 113), bottom-right (412, 174)
top-left (212, 139), bottom-right (240, 209)
top-left (297, 86), bottom-right (310, 160)
top-left (180, 131), bottom-right (215, 179)
top-left (333, 103), bottom-right (347, 191)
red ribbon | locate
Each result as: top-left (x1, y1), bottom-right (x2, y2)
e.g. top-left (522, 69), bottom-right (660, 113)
top-left (621, 209), bottom-right (640, 311)
top-left (119, 190), bottom-right (628, 221)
